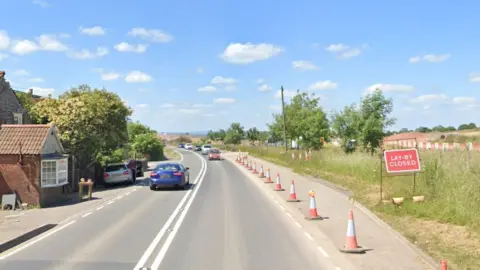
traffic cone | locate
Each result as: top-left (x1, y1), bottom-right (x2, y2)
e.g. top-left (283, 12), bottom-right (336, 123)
top-left (253, 162), bottom-right (258, 174)
top-left (339, 210), bottom-right (367, 253)
top-left (273, 173), bottom-right (285, 191)
top-left (248, 160), bottom-right (253, 170)
top-left (286, 180), bottom-right (300, 202)
top-left (258, 165), bottom-right (265, 178)
top-left (264, 168), bottom-right (273, 183)
top-left (244, 159), bottom-right (248, 167)
top-left (440, 260), bottom-right (447, 270)
top-left (305, 190), bottom-right (322, 220)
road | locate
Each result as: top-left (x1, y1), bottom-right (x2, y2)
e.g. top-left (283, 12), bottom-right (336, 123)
top-left (0, 149), bottom-right (333, 270)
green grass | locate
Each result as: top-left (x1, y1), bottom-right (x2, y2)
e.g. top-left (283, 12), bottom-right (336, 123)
top-left (220, 144), bottom-right (480, 270)
top-left (163, 147), bottom-right (181, 160)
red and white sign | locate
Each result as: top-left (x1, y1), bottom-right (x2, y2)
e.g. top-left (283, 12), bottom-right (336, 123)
top-left (384, 149), bottom-right (421, 173)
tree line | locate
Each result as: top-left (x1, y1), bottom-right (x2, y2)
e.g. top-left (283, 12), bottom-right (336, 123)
top-left (392, 122), bottom-right (477, 134)
top-left (17, 85), bottom-right (163, 170)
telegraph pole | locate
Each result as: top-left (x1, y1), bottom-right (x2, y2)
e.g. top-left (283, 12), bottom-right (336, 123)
top-left (280, 86), bottom-right (288, 152)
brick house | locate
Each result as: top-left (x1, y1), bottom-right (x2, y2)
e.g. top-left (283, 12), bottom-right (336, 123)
top-left (0, 123), bottom-right (69, 207)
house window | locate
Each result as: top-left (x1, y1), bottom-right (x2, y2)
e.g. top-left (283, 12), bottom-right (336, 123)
top-left (41, 158), bottom-right (69, 187)
top-left (13, 113), bottom-right (23, 124)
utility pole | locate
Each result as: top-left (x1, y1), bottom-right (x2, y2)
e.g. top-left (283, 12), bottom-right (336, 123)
top-left (280, 86), bottom-right (288, 152)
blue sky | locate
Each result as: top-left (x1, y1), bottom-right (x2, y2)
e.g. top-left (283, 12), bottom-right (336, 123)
top-left (1, 0), bottom-right (479, 132)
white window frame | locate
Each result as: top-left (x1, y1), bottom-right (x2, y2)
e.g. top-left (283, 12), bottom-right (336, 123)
top-left (13, 112), bottom-right (23, 124)
top-left (41, 158), bottom-right (69, 188)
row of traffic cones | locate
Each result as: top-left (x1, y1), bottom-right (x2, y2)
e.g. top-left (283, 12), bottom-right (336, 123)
top-left (242, 157), bottom-right (450, 268)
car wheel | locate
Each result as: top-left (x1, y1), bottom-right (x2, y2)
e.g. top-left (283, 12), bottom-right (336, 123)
top-left (104, 183), bottom-right (110, 188)
top-left (150, 185), bottom-right (156, 191)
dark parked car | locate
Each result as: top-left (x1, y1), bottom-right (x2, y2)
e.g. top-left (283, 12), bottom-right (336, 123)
top-left (178, 143), bottom-right (185, 148)
top-left (194, 145), bottom-right (202, 151)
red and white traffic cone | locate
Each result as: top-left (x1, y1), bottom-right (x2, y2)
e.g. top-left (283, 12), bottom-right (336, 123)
top-left (258, 165), bottom-right (265, 178)
top-left (264, 168), bottom-right (273, 183)
top-left (339, 210), bottom-right (367, 253)
top-left (305, 190), bottom-right (322, 220)
top-left (243, 159), bottom-right (248, 167)
top-left (286, 180), bottom-right (300, 202)
top-left (440, 260), bottom-right (448, 270)
top-left (253, 162), bottom-right (258, 174)
top-left (273, 173), bottom-right (285, 191)
top-left (248, 160), bottom-right (253, 170)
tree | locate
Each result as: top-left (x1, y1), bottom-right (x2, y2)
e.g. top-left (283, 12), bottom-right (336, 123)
top-left (30, 84), bottom-right (132, 167)
top-left (224, 122), bottom-right (245, 145)
top-left (128, 121), bottom-right (155, 141)
top-left (331, 104), bottom-right (362, 153)
top-left (177, 135), bottom-right (192, 143)
top-left (132, 133), bottom-right (164, 160)
top-left (416, 126), bottom-right (432, 133)
top-left (458, 123), bottom-right (477, 131)
top-left (269, 91), bottom-right (330, 149)
top-left (246, 127), bottom-right (260, 144)
top-left (15, 91), bottom-right (37, 123)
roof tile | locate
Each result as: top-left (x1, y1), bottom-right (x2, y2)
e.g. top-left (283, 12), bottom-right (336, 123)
top-left (0, 124), bottom-right (52, 155)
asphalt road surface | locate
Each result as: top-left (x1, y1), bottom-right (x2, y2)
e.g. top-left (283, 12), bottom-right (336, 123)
top-left (0, 149), bottom-right (332, 270)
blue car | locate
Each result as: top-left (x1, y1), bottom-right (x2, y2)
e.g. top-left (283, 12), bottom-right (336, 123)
top-left (149, 163), bottom-right (190, 190)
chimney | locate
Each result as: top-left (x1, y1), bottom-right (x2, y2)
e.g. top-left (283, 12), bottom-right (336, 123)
top-left (28, 88), bottom-right (33, 95)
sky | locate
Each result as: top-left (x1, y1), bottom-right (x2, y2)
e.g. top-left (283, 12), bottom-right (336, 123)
top-left (1, 0), bottom-right (480, 133)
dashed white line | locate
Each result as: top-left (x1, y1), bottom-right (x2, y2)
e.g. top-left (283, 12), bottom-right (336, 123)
top-left (335, 267), bottom-right (341, 270)
top-left (295, 221), bottom-right (302, 228)
top-left (285, 212), bottom-right (293, 218)
top-left (96, 206), bottom-right (104, 210)
top-left (117, 196), bottom-right (124, 199)
top-left (126, 192), bottom-right (131, 196)
top-left (107, 201), bottom-right (115, 205)
top-left (279, 205), bottom-right (285, 211)
top-left (304, 232), bottom-right (314, 241)
top-left (82, 212), bottom-right (92, 218)
top-left (317, 246), bottom-right (329, 257)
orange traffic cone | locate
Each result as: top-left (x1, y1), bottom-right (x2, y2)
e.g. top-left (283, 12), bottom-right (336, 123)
top-left (253, 162), bottom-right (258, 174)
top-left (258, 165), bottom-right (265, 178)
top-left (248, 160), bottom-right (253, 170)
top-left (339, 210), bottom-right (367, 253)
top-left (273, 173), bottom-right (285, 191)
top-left (305, 190), bottom-right (322, 220)
top-left (286, 180), bottom-right (300, 202)
top-left (440, 260), bottom-right (447, 270)
top-left (264, 168), bottom-right (273, 183)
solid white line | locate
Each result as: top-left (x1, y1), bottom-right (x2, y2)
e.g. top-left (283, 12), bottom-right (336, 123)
top-left (304, 232), bottom-right (314, 241)
top-left (285, 212), bottom-right (293, 218)
top-left (82, 212), bottom-right (92, 218)
top-left (117, 196), bottom-right (123, 199)
top-left (132, 153), bottom-right (206, 270)
top-left (5, 212), bottom-right (25, 218)
top-left (279, 205), bottom-right (285, 211)
top-left (150, 154), bottom-right (208, 270)
top-left (295, 221), bottom-right (302, 228)
top-left (0, 220), bottom-right (76, 260)
top-left (96, 206), bottom-right (104, 210)
top-left (107, 201), bottom-right (114, 205)
top-left (126, 192), bottom-right (131, 196)
top-left (317, 246), bottom-right (329, 257)
top-left (335, 267), bottom-right (341, 270)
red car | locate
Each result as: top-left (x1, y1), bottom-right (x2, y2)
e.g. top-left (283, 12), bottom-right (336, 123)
top-left (208, 148), bottom-right (223, 161)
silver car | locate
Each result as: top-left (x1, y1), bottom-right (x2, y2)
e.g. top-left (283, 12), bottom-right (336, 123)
top-left (103, 163), bottom-right (134, 187)
top-left (201, 144), bottom-right (212, 155)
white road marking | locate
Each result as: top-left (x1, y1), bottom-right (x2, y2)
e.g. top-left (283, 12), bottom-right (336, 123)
top-left (117, 196), bottom-right (123, 199)
top-left (304, 232), bottom-right (314, 241)
top-left (0, 220), bottom-right (76, 260)
top-left (149, 153), bottom-right (208, 270)
top-left (107, 201), bottom-right (114, 205)
top-left (285, 212), bottom-right (293, 218)
top-left (317, 246), bottom-right (329, 257)
top-left (5, 212), bottom-right (25, 218)
top-left (96, 206), bottom-right (104, 210)
top-left (126, 192), bottom-right (131, 196)
top-left (335, 267), bottom-right (341, 270)
top-left (133, 152), bottom-right (206, 270)
top-left (279, 205), bottom-right (285, 211)
top-left (295, 221), bottom-right (302, 228)
top-left (82, 212), bottom-right (92, 218)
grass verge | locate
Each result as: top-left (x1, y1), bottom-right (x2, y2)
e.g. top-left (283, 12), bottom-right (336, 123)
top-left (163, 147), bottom-right (181, 161)
top-left (219, 144), bottom-right (480, 270)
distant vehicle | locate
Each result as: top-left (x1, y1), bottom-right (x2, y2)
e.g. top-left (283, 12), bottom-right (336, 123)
top-left (201, 144), bottom-right (212, 155)
top-left (149, 163), bottom-right (190, 190)
top-left (178, 143), bottom-right (185, 148)
top-left (104, 163), bottom-right (134, 187)
top-left (194, 145), bottom-right (202, 151)
top-left (208, 148), bottom-right (223, 161)
top-left (185, 143), bottom-right (193, 150)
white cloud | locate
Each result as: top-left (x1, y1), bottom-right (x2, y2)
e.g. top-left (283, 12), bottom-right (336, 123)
top-left (0, 53), bottom-right (8, 61)
top-left (36, 34), bottom-right (68, 51)
top-left (192, 103), bottom-right (212, 108)
top-left (160, 103), bottom-right (175, 108)
top-left (197, 85), bottom-right (216, 92)
top-left (213, 97), bottom-right (236, 104)
top-left (128, 27), bottom-right (173, 43)
top-left (365, 83), bottom-right (415, 94)
top-left (409, 94), bottom-right (449, 103)
top-left (68, 47), bottom-right (108, 59)
top-left (469, 73), bottom-right (480, 83)
top-left (409, 54), bottom-right (451, 63)
top-left (10, 33), bottom-right (69, 55)
top-left (452, 97), bottom-right (477, 105)
top-left (211, 76), bottom-right (237, 85)
top-left (101, 72), bottom-right (120, 81)
top-left (11, 40), bottom-right (40, 55)
top-left (28, 77), bottom-right (45, 83)
top-left (32, 0), bottom-right (49, 8)
top-left (125, 71), bottom-right (152, 83)
top-left (29, 86), bottom-right (54, 96)
top-left (13, 69), bottom-right (29, 76)
top-left (308, 80), bottom-right (338, 90)
top-left (178, 109), bottom-right (200, 114)
top-left (274, 89), bottom-right (297, 99)
top-left (197, 67), bottom-right (204, 73)
top-left (292, 60), bottom-right (319, 70)
top-left (220, 42), bottom-right (283, 64)
top-left (114, 42), bottom-right (147, 53)
top-left (0, 31), bottom-right (10, 50)
top-left (325, 43), bottom-right (363, 59)
top-left (258, 84), bottom-right (272, 91)
top-left (136, 104), bottom-right (149, 109)
top-left (79, 26), bottom-right (105, 36)
top-left (256, 78), bottom-right (265, 84)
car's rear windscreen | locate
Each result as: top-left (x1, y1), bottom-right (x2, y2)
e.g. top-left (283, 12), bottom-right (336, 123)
top-left (106, 165), bottom-right (126, 172)
top-left (155, 164), bottom-right (181, 172)
top-left (210, 149), bottom-right (220, 153)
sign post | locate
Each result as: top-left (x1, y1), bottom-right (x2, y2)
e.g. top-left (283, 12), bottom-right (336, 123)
top-left (381, 148), bottom-right (422, 202)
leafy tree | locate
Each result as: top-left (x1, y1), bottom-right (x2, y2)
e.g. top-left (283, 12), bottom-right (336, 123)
top-left (458, 123), bottom-right (477, 130)
top-left (15, 91), bottom-right (37, 123)
top-left (216, 129), bottom-right (226, 142)
top-left (258, 131), bottom-right (269, 143)
top-left (331, 104), bottom-right (362, 153)
top-left (246, 127), bottom-right (260, 144)
top-left (128, 121), bottom-right (155, 141)
top-left (132, 133), bottom-right (164, 160)
top-left (398, 128), bottom-right (410, 133)
top-left (207, 130), bottom-right (215, 141)
top-left (30, 84), bottom-right (132, 167)
top-left (416, 126), bottom-right (432, 133)
top-left (224, 122), bottom-right (245, 145)
top-left (269, 91), bottom-right (330, 149)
